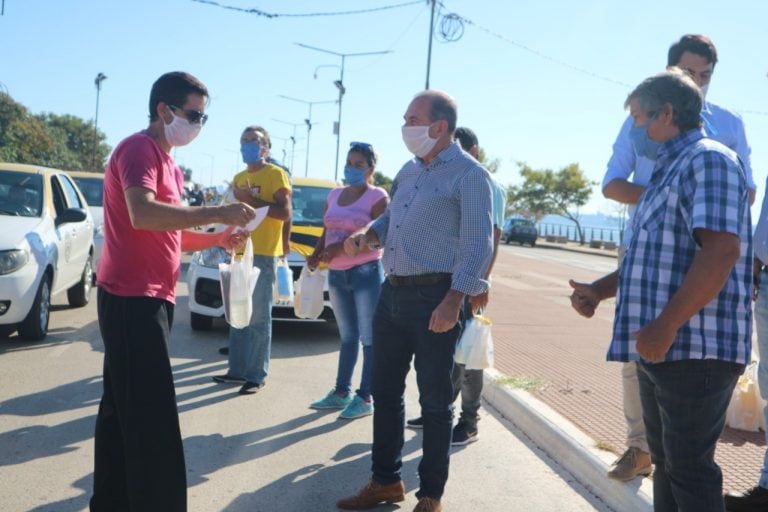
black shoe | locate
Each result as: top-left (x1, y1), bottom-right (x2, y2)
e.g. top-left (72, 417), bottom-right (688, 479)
top-left (451, 421), bottom-right (478, 446)
top-left (724, 485), bottom-right (768, 511)
top-left (218, 346), bottom-right (229, 355)
top-left (212, 374), bottom-right (245, 384)
top-left (406, 416), bottom-right (424, 429)
top-left (239, 381), bottom-right (265, 395)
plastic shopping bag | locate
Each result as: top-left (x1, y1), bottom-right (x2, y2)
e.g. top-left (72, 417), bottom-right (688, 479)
top-left (219, 237), bottom-right (260, 328)
top-left (294, 265), bottom-right (326, 319)
top-left (454, 314), bottom-right (494, 370)
top-left (725, 361), bottom-right (766, 432)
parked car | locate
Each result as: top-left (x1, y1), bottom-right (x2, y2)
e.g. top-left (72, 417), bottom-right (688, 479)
top-left (0, 163), bottom-right (94, 340)
top-left (502, 217), bottom-right (538, 246)
top-left (69, 171), bottom-right (104, 277)
top-left (186, 177), bottom-right (337, 331)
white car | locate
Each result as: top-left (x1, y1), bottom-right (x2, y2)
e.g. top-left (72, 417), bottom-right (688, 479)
top-left (186, 177), bottom-right (336, 330)
top-left (0, 163), bottom-right (94, 340)
top-left (69, 171), bottom-right (104, 277)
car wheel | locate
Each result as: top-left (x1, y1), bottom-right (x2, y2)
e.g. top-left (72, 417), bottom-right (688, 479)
top-left (67, 255), bottom-right (93, 307)
top-left (190, 312), bottom-right (214, 331)
top-left (504, 236), bottom-right (511, 245)
top-left (19, 273), bottom-right (51, 341)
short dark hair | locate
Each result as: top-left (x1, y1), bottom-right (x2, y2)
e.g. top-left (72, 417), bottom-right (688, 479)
top-left (668, 34), bottom-right (718, 69)
top-left (242, 125), bottom-right (271, 148)
top-left (625, 69), bottom-right (703, 132)
top-left (148, 72), bottom-right (208, 121)
top-left (454, 127), bottom-right (478, 152)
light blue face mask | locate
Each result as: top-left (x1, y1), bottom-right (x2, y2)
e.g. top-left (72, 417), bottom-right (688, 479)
top-left (344, 165), bottom-right (367, 186)
top-left (241, 142), bottom-right (263, 164)
top-left (628, 114), bottom-right (661, 161)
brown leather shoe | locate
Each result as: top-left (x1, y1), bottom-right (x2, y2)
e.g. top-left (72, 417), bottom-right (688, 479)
top-left (336, 480), bottom-right (405, 510)
top-left (413, 497), bottom-right (442, 512)
top-left (607, 447), bottom-right (652, 481)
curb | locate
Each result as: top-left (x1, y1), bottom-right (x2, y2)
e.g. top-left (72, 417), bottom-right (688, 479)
top-left (482, 368), bottom-right (653, 512)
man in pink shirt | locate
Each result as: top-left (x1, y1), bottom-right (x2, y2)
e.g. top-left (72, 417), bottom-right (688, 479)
top-left (91, 71), bottom-right (255, 512)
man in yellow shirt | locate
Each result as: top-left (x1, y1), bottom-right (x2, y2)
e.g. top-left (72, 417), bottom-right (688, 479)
top-left (213, 126), bottom-right (292, 394)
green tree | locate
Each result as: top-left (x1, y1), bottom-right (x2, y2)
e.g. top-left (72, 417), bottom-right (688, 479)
top-left (476, 147), bottom-right (501, 174)
top-left (0, 93), bottom-right (111, 171)
top-left (507, 162), bottom-right (596, 245)
top-left (373, 171), bottom-right (393, 193)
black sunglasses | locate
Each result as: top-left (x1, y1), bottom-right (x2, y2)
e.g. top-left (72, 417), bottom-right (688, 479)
top-left (349, 141), bottom-right (373, 152)
top-left (169, 105), bottom-right (208, 126)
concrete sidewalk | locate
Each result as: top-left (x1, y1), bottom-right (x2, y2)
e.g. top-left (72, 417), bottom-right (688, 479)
top-left (481, 242), bottom-right (765, 511)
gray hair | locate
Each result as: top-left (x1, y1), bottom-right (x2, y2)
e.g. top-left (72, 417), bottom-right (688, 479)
top-left (624, 69), bottom-right (702, 131)
top-left (414, 89), bottom-right (458, 132)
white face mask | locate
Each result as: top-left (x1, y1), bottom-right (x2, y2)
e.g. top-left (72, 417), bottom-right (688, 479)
top-left (402, 124), bottom-right (438, 158)
top-left (700, 83), bottom-right (709, 100)
top-left (164, 111), bottom-right (202, 147)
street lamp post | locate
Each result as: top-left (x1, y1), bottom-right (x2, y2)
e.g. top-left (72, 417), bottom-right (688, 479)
top-left (93, 72), bottom-right (107, 170)
top-left (296, 43), bottom-right (392, 181)
top-left (277, 96), bottom-right (336, 177)
top-left (271, 118), bottom-right (305, 173)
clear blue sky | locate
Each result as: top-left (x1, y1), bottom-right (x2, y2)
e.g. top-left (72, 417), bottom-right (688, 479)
top-left (2, 0), bottom-right (767, 217)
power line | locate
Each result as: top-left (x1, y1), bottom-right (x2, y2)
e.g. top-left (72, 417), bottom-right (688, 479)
top-left (190, 0), bottom-right (423, 18)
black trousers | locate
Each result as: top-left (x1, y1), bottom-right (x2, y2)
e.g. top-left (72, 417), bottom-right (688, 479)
top-left (90, 289), bottom-right (186, 512)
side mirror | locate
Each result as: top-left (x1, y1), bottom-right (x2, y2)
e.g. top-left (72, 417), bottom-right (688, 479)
top-left (55, 207), bottom-right (88, 226)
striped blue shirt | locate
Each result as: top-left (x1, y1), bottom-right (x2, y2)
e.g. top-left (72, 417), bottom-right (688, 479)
top-left (608, 129), bottom-right (752, 364)
top-left (371, 142), bottom-right (493, 296)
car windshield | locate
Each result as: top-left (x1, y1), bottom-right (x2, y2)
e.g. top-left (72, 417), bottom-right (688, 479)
top-left (292, 185), bottom-right (333, 227)
top-left (0, 170), bottom-right (43, 217)
top-left (72, 176), bottom-right (104, 207)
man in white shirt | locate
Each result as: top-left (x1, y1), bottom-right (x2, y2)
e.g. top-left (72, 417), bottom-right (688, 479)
top-left (601, 33), bottom-right (755, 482)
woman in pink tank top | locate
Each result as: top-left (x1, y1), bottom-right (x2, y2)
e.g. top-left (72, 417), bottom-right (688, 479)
top-left (307, 142), bottom-right (389, 419)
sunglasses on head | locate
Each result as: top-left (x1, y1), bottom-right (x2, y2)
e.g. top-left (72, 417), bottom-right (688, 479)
top-left (169, 105), bottom-right (208, 126)
top-left (349, 141), bottom-right (373, 153)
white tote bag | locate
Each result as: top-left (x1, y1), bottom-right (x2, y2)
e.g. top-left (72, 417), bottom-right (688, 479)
top-left (454, 314), bottom-right (494, 370)
top-left (294, 265), bottom-right (326, 319)
top-left (725, 361), bottom-right (766, 432)
top-left (219, 237), bottom-right (260, 328)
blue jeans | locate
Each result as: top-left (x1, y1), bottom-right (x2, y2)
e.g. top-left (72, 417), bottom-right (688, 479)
top-left (370, 278), bottom-right (461, 500)
top-left (638, 359), bottom-right (743, 512)
top-left (328, 260), bottom-right (384, 401)
top-left (227, 255), bottom-right (275, 385)
top-left (756, 271), bottom-right (768, 488)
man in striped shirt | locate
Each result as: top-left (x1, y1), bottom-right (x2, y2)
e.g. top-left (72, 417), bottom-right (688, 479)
top-left (337, 90), bottom-right (493, 512)
top-left (570, 69), bottom-right (751, 512)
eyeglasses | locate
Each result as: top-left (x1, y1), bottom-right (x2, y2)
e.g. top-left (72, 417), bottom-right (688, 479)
top-left (169, 105), bottom-right (208, 126)
top-left (349, 141), bottom-right (373, 152)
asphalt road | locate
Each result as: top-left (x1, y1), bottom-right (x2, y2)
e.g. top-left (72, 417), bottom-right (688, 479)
top-left (0, 249), bottom-right (614, 512)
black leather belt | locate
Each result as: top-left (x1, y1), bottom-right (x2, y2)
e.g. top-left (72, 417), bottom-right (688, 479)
top-left (386, 273), bottom-right (451, 287)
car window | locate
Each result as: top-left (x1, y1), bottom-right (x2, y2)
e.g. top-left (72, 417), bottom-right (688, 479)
top-left (71, 176), bottom-right (104, 207)
top-left (59, 175), bottom-right (84, 209)
top-left (50, 176), bottom-right (68, 217)
top-left (292, 185), bottom-right (333, 227)
top-left (0, 170), bottom-right (43, 217)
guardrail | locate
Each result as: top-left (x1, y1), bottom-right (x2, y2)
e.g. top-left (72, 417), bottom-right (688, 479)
top-left (538, 222), bottom-right (624, 247)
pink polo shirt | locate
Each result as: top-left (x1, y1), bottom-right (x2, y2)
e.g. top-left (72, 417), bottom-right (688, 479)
top-left (97, 132), bottom-right (184, 303)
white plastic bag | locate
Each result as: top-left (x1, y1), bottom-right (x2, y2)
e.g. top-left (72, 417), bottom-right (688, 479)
top-left (219, 237), bottom-right (260, 328)
top-left (454, 314), bottom-right (494, 370)
top-left (274, 257), bottom-right (294, 305)
top-left (294, 265), bottom-right (325, 319)
top-left (726, 361), bottom-right (766, 432)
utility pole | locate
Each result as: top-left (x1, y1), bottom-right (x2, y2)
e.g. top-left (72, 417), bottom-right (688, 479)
top-left (271, 118), bottom-right (305, 173)
top-left (93, 73), bottom-right (107, 170)
top-left (296, 43), bottom-right (391, 181)
top-left (425, 0), bottom-right (436, 89)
